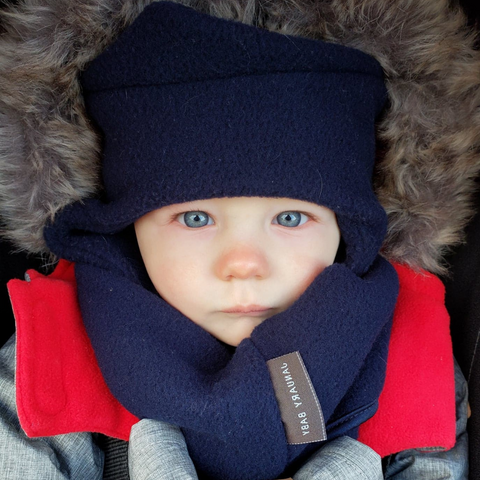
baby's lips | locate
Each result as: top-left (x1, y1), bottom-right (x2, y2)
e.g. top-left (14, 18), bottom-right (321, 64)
top-left (222, 306), bottom-right (273, 317)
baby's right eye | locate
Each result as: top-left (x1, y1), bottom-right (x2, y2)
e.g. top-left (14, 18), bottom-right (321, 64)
top-left (273, 211), bottom-right (309, 227)
top-left (178, 211), bottom-right (214, 228)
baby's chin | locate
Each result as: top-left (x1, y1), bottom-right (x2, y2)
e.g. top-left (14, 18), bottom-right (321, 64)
top-left (208, 314), bottom-right (269, 347)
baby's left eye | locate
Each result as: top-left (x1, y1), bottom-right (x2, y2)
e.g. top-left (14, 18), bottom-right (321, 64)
top-left (178, 211), bottom-right (214, 228)
top-left (273, 211), bottom-right (309, 227)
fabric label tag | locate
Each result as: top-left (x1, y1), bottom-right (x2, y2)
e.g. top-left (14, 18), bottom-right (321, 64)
top-left (267, 351), bottom-right (326, 445)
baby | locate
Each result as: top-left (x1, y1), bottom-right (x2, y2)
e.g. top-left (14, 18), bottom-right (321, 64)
top-left (0, 2), bottom-right (469, 480)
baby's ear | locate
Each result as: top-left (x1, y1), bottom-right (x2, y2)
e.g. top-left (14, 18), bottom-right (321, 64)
top-left (334, 237), bottom-right (346, 264)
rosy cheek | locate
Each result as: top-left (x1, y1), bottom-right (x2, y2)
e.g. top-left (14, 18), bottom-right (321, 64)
top-left (155, 254), bottom-right (203, 303)
top-left (294, 267), bottom-right (321, 296)
top-left (288, 255), bottom-right (331, 299)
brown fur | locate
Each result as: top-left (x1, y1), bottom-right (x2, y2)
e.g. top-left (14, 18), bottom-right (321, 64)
top-left (1, 0), bottom-right (479, 273)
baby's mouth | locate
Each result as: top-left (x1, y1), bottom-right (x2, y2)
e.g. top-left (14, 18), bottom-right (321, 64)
top-left (221, 305), bottom-right (273, 317)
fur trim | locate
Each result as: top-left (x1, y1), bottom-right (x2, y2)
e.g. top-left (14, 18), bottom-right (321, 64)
top-left (1, 0), bottom-right (479, 273)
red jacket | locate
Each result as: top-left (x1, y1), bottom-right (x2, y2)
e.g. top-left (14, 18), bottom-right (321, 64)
top-left (8, 260), bottom-right (456, 457)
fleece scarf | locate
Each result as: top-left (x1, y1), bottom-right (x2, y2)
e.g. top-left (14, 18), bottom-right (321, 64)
top-left (9, 261), bottom-right (456, 471)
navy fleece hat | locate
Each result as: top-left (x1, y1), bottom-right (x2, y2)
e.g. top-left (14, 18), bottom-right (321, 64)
top-left (79, 1), bottom-right (388, 274)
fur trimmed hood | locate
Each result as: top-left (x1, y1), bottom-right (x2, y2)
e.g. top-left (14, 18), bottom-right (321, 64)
top-left (0, 0), bottom-right (479, 274)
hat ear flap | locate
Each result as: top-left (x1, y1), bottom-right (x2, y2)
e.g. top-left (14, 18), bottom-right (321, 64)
top-left (337, 212), bottom-right (387, 276)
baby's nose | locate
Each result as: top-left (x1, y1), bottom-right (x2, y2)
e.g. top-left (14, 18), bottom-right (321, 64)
top-left (215, 245), bottom-right (270, 280)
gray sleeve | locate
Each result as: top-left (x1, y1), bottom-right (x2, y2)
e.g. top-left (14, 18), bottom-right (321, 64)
top-left (0, 335), bottom-right (104, 480)
top-left (293, 436), bottom-right (383, 480)
top-left (127, 417), bottom-right (383, 480)
top-left (128, 419), bottom-right (198, 480)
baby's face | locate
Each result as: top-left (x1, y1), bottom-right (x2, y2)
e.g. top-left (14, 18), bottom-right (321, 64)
top-left (135, 197), bottom-right (340, 346)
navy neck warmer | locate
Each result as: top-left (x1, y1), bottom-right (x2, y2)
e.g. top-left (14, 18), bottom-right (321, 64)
top-left (44, 3), bottom-right (399, 479)
top-left (46, 223), bottom-right (398, 479)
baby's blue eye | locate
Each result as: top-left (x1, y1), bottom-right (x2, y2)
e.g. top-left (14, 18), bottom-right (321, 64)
top-left (181, 211), bottom-right (213, 228)
top-left (275, 211), bottom-right (308, 227)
